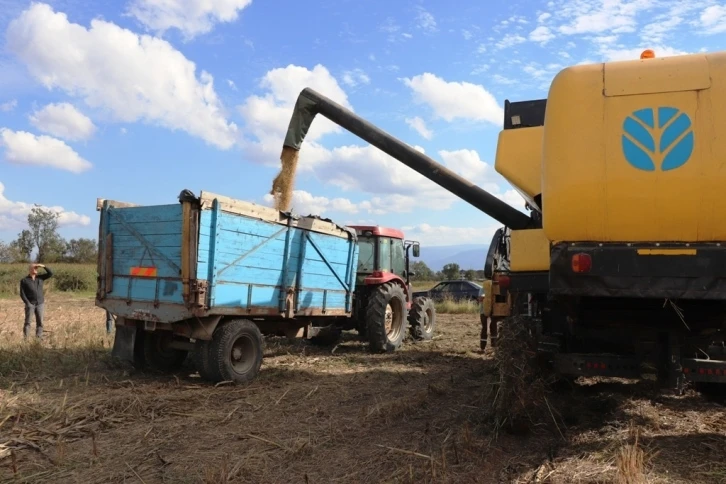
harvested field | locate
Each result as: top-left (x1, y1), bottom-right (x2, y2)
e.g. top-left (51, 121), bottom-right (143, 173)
top-left (0, 296), bottom-right (725, 483)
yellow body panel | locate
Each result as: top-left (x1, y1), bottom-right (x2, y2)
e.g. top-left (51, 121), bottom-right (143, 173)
top-left (481, 280), bottom-right (493, 317)
top-left (494, 127), bottom-right (543, 206)
top-left (510, 229), bottom-right (550, 272)
top-left (542, 51), bottom-right (726, 243)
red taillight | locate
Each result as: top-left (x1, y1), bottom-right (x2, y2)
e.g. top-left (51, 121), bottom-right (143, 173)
top-left (571, 253), bottom-right (592, 273)
top-left (498, 275), bottom-right (510, 289)
top-left (372, 270), bottom-right (384, 278)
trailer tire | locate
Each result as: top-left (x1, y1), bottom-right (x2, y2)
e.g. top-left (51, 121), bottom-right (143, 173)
top-left (142, 331), bottom-right (188, 372)
top-left (408, 297), bottom-right (436, 341)
top-left (193, 339), bottom-right (219, 382)
top-left (366, 282), bottom-right (408, 353)
top-left (208, 319), bottom-right (264, 384)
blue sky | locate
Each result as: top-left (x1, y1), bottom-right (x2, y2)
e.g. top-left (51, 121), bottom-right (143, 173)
top-left (0, 0), bottom-right (724, 247)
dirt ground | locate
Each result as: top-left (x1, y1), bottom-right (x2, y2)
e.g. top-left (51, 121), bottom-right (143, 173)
top-left (0, 296), bottom-right (724, 483)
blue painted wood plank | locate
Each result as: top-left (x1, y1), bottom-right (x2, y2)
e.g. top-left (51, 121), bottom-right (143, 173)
top-left (110, 276), bottom-right (185, 304)
top-left (108, 220), bottom-right (183, 236)
top-left (109, 204), bottom-right (183, 223)
top-left (112, 233), bottom-right (181, 248)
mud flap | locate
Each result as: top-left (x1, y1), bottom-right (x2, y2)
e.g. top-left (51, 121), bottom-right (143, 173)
top-left (111, 325), bottom-right (138, 363)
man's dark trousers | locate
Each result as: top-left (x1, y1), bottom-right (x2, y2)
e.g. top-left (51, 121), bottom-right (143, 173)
top-left (24, 303), bottom-right (44, 339)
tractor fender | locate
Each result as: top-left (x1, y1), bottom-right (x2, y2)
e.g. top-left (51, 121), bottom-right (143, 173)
top-left (363, 273), bottom-right (411, 307)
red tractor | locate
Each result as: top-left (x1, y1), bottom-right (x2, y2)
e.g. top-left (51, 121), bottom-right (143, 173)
top-left (347, 225), bottom-right (436, 352)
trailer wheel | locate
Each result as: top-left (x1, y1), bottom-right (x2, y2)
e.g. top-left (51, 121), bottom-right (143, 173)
top-left (192, 339), bottom-right (219, 382)
top-left (142, 331), bottom-right (188, 372)
top-left (408, 297), bottom-right (436, 341)
top-left (366, 282), bottom-right (408, 353)
top-left (208, 319), bottom-right (264, 384)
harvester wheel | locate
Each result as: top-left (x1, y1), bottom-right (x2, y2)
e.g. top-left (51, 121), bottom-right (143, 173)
top-left (408, 297), bottom-right (436, 341)
top-left (142, 331), bottom-right (188, 372)
top-left (208, 319), bottom-right (264, 384)
top-left (366, 282), bottom-right (408, 353)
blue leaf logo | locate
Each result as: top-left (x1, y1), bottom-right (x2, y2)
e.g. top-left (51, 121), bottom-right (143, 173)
top-left (621, 107), bottom-right (694, 172)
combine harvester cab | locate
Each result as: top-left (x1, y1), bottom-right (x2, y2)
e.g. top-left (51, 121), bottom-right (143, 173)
top-left (95, 191), bottom-right (359, 383)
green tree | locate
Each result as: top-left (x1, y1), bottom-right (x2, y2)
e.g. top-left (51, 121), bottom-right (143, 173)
top-left (11, 230), bottom-right (34, 262)
top-left (65, 238), bottom-right (98, 263)
top-left (27, 205), bottom-right (65, 262)
top-left (463, 269), bottom-right (476, 280)
top-left (409, 260), bottom-right (434, 281)
top-left (442, 263), bottom-right (461, 280)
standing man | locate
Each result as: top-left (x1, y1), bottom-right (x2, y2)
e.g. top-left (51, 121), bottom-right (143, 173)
top-left (19, 263), bottom-right (53, 339)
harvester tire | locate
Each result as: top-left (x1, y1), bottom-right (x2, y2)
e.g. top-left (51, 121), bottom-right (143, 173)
top-left (408, 296), bottom-right (436, 341)
top-left (142, 331), bottom-right (188, 372)
top-left (208, 319), bottom-right (264, 384)
top-left (366, 282), bottom-right (408, 353)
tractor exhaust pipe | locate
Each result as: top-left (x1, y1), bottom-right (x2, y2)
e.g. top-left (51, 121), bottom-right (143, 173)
top-left (276, 87), bottom-right (533, 230)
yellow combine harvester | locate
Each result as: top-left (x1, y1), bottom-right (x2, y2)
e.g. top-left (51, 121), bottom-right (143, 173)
top-left (279, 49), bottom-right (726, 394)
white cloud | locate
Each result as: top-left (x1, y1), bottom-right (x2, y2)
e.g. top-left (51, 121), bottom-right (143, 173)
top-left (29, 103), bottom-right (96, 141)
top-left (462, 29), bottom-right (473, 40)
top-left (402, 73), bottom-right (502, 125)
top-left (416, 7), bottom-right (437, 32)
top-left (529, 26), bottom-right (555, 43)
top-left (405, 116), bottom-right (433, 140)
top-left (538, 13), bottom-right (552, 22)
top-left (477, 44), bottom-right (487, 53)
top-left (0, 100), bottom-right (17, 112)
top-left (237, 64), bottom-right (518, 219)
top-left (227, 79), bottom-right (237, 90)
top-left (438, 149), bottom-right (500, 190)
top-left (0, 128), bottom-right (92, 173)
top-left (6, 3), bottom-right (238, 150)
top-left (262, 190), bottom-right (360, 216)
top-left (496, 34), bottom-right (526, 49)
top-left (554, 0), bottom-right (655, 36)
top-left (237, 63), bottom-right (352, 168)
top-left (400, 223), bottom-right (501, 247)
top-left (0, 181), bottom-right (90, 231)
top-left (700, 5), bottom-right (726, 34)
top-left (126, 0), bottom-right (253, 39)
top-left (599, 44), bottom-right (689, 62)
top-left (341, 68), bottom-right (371, 87)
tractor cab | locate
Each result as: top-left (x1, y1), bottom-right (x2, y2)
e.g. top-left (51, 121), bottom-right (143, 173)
top-left (348, 225), bottom-right (420, 289)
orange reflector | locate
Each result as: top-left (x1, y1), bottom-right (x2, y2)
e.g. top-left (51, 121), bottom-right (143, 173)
top-left (130, 266), bottom-right (157, 277)
top-left (640, 49), bottom-right (655, 59)
top-left (571, 253), bottom-right (592, 273)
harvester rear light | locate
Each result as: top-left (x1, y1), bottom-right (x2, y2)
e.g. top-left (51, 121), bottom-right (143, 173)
top-left (498, 275), bottom-right (510, 289)
top-left (372, 271), bottom-right (383, 278)
top-left (571, 253), bottom-right (592, 273)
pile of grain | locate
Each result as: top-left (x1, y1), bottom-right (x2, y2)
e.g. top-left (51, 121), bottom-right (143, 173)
top-left (270, 146), bottom-right (300, 212)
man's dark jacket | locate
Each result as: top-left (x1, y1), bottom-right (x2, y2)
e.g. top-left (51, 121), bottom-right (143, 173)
top-left (20, 267), bottom-right (53, 306)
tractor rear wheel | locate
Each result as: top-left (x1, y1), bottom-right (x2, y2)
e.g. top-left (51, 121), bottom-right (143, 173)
top-left (408, 297), bottom-right (436, 341)
top-left (366, 282), bottom-right (408, 353)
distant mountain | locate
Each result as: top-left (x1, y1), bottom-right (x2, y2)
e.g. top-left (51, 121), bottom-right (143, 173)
top-left (417, 244), bottom-right (489, 271)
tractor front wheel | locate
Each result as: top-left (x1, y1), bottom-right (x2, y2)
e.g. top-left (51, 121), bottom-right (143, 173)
top-left (366, 282), bottom-right (408, 353)
top-left (408, 297), bottom-right (436, 341)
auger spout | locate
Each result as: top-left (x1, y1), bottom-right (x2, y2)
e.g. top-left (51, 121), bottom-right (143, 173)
top-left (272, 87), bottom-right (533, 230)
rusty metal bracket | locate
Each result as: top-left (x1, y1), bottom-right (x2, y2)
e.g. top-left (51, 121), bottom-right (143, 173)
top-left (191, 279), bottom-right (209, 308)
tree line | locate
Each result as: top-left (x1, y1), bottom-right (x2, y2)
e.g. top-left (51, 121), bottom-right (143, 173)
top-left (0, 206), bottom-right (97, 264)
top-left (410, 261), bottom-right (485, 281)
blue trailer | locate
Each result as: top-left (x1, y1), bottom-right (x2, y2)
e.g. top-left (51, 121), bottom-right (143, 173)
top-left (95, 189), bottom-right (360, 383)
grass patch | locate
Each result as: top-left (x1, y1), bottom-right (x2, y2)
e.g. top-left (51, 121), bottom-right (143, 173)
top-left (0, 263), bottom-right (97, 298)
top-left (434, 297), bottom-right (480, 314)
